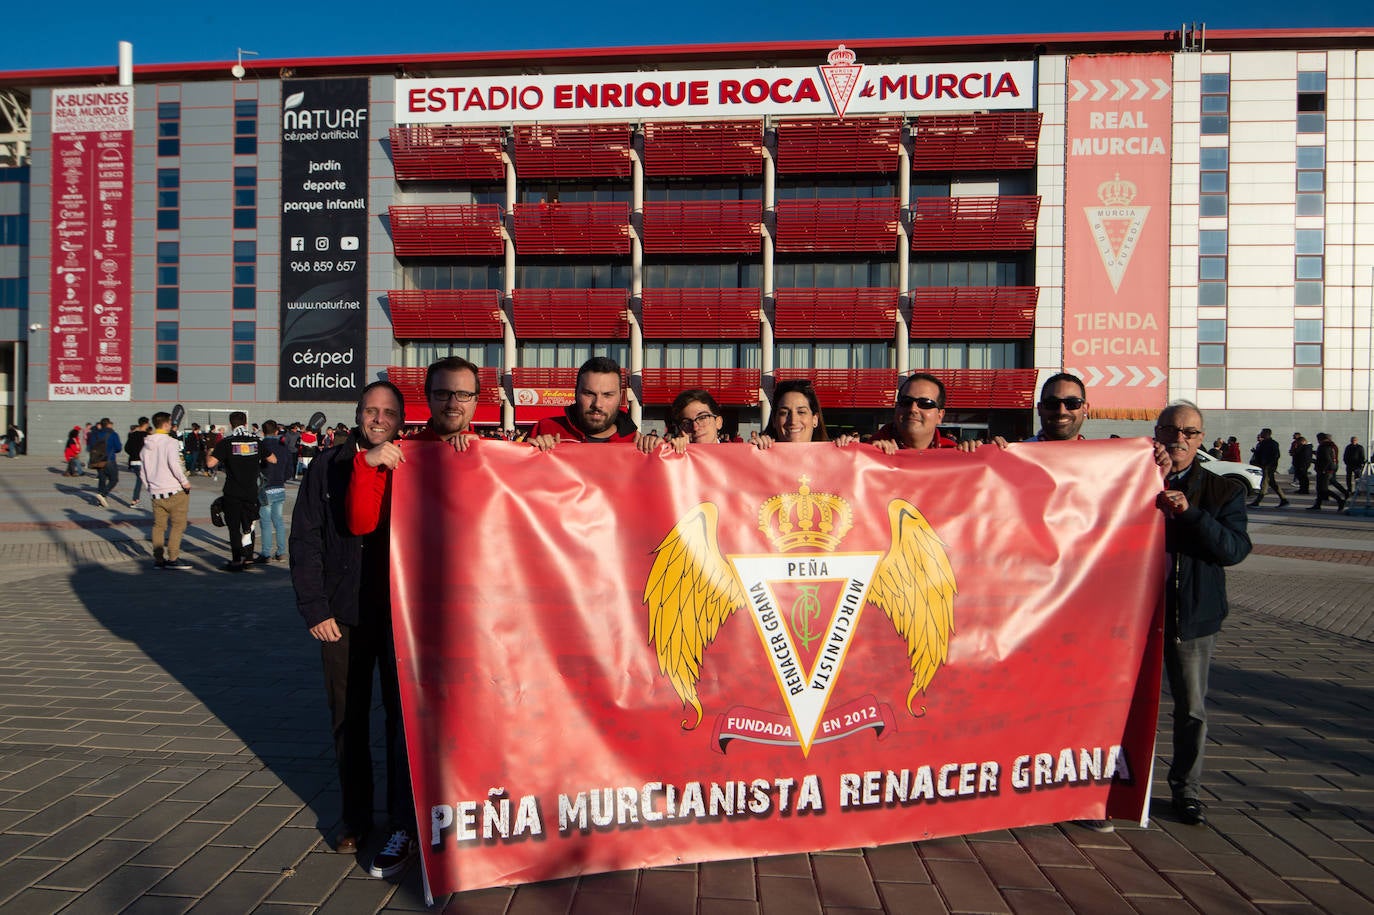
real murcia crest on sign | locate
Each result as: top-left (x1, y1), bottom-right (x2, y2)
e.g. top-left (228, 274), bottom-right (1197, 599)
top-left (1085, 173), bottom-right (1149, 293)
top-left (820, 45), bottom-right (864, 119)
top-left (643, 477), bottom-right (957, 755)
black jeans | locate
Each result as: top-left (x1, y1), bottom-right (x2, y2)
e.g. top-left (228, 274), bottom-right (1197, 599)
top-left (321, 611), bottom-right (413, 836)
top-left (223, 496), bottom-right (258, 563)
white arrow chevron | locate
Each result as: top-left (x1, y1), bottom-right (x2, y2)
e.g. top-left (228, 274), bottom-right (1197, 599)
top-left (1148, 367), bottom-right (1167, 387)
top-left (1152, 79), bottom-right (1171, 100)
top-left (1131, 79), bottom-right (1149, 100)
top-left (1069, 79), bottom-right (1088, 102)
top-left (1111, 79), bottom-right (1130, 101)
top-left (1091, 80), bottom-right (1109, 101)
top-left (1126, 365), bottom-right (1146, 387)
top-left (1106, 365), bottom-right (1126, 386)
top-left (1084, 366), bottom-right (1105, 387)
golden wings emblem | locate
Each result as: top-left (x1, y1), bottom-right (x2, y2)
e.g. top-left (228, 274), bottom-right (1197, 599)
top-left (643, 479), bottom-right (957, 736)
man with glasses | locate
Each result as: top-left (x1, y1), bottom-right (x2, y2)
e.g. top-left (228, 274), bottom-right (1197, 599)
top-left (870, 373), bottom-right (957, 452)
top-left (1153, 401), bottom-right (1252, 827)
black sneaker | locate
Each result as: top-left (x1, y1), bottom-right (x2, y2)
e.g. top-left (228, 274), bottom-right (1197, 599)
top-left (164, 560), bottom-right (193, 571)
top-left (368, 829), bottom-right (416, 878)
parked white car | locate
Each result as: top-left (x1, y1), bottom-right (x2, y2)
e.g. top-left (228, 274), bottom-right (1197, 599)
top-left (1195, 450), bottom-right (1265, 496)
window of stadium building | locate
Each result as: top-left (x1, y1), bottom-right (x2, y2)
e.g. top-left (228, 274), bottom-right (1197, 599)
top-left (775, 342), bottom-right (892, 369)
top-left (773, 260), bottom-right (895, 287)
top-left (911, 260), bottom-right (1022, 287)
top-left (403, 264), bottom-right (503, 290)
top-left (400, 342), bottom-right (504, 370)
top-left (910, 342), bottom-right (1021, 370)
top-left (776, 179), bottom-right (895, 199)
top-left (519, 186), bottom-right (630, 203)
top-left (516, 263), bottom-right (632, 289)
top-left (642, 262), bottom-right (760, 288)
top-left (518, 342), bottom-right (630, 368)
top-left (644, 181), bottom-right (763, 201)
top-left (643, 343), bottom-right (761, 369)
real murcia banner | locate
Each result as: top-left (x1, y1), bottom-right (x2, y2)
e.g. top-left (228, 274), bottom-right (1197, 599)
top-left (387, 438), bottom-right (1166, 900)
top-left (47, 87), bottom-right (135, 401)
top-left (395, 50), bottom-right (1036, 124)
top-left (1063, 54), bottom-right (1173, 416)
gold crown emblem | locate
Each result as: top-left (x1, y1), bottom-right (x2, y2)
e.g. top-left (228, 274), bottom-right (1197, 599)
top-left (759, 476), bottom-right (853, 552)
top-left (1097, 172), bottom-right (1138, 207)
top-left (826, 45), bottom-right (857, 67)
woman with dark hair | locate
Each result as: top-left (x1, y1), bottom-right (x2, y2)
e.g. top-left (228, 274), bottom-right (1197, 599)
top-left (752, 379), bottom-right (857, 448)
top-left (670, 389), bottom-right (726, 446)
top-left (64, 426), bottom-right (84, 476)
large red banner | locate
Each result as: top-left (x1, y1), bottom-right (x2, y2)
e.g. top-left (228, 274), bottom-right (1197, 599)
top-left (390, 439), bottom-right (1166, 899)
top-left (47, 87), bottom-right (135, 401)
top-left (1064, 55), bottom-right (1173, 417)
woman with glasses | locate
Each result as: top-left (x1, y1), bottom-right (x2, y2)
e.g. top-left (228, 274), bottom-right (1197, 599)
top-left (670, 389), bottom-right (727, 447)
top-left (752, 379), bottom-right (858, 449)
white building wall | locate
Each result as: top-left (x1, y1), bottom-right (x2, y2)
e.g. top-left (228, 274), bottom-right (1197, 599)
top-left (1033, 54), bottom-right (1067, 396)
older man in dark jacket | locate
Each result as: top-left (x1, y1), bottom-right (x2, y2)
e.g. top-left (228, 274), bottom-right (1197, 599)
top-left (289, 381), bottom-right (415, 878)
top-left (1155, 401), bottom-right (1252, 826)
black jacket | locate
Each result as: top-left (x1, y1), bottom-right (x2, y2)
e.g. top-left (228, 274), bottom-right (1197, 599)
top-left (1164, 466), bottom-right (1252, 642)
top-left (289, 435), bottom-right (389, 630)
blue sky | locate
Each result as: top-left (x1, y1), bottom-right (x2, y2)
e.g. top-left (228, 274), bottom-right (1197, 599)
top-left (2, 0), bottom-right (1370, 73)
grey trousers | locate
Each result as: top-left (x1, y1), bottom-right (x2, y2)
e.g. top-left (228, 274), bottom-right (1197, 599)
top-left (1163, 632), bottom-right (1217, 801)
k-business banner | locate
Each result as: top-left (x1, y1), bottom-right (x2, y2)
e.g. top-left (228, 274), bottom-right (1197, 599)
top-left (389, 438), bottom-right (1166, 898)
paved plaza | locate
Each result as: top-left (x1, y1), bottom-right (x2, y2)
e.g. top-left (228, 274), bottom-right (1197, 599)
top-left (0, 455), bottom-right (1371, 913)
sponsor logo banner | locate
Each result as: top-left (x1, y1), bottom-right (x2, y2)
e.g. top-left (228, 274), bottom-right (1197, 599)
top-left (389, 439), bottom-right (1165, 898)
top-left (48, 87), bottom-right (134, 402)
top-left (279, 78), bottom-right (370, 401)
top-left (1063, 54), bottom-right (1173, 414)
top-left (395, 55), bottom-right (1035, 124)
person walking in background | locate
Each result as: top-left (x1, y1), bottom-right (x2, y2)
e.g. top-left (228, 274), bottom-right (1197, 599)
top-left (1345, 436), bottom-right (1366, 493)
top-left (64, 426), bottom-right (84, 476)
top-left (206, 411), bottom-right (266, 572)
top-left (256, 420), bottom-right (292, 563)
top-left (1248, 428), bottom-right (1287, 509)
top-left (125, 417), bottom-right (150, 506)
top-left (1223, 437), bottom-right (1242, 462)
top-left (140, 411), bottom-right (193, 570)
top-left (87, 418), bottom-right (123, 508)
top-left (1289, 434), bottom-right (1313, 495)
top-left (1310, 433), bottom-right (1348, 512)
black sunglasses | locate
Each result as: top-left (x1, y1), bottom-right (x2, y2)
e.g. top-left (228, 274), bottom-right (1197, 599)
top-left (896, 395), bottom-right (940, 411)
top-left (1040, 396), bottom-right (1085, 411)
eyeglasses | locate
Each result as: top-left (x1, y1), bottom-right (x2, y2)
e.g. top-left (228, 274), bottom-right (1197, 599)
top-left (896, 395), bottom-right (940, 411)
top-left (678, 413), bottom-right (718, 430)
top-left (1040, 396), bottom-right (1086, 411)
top-left (428, 389), bottom-right (478, 403)
top-left (1155, 425), bottom-right (1203, 439)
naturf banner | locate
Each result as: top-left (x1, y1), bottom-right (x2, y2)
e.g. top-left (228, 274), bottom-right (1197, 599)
top-left (1064, 54), bottom-right (1173, 418)
top-left (389, 439), bottom-right (1166, 899)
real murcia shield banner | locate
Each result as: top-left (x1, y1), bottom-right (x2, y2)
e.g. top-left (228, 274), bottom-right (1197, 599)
top-left (388, 439), bottom-right (1166, 900)
top-left (1064, 54), bottom-right (1174, 417)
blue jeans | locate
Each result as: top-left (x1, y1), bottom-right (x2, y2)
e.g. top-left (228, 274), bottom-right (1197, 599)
top-left (259, 485), bottom-right (287, 556)
top-left (96, 460), bottom-right (119, 497)
top-left (130, 462), bottom-right (144, 502)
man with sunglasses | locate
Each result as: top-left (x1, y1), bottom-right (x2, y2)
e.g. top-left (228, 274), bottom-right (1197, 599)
top-left (870, 373), bottom-right (958, 452)
top-left (1030, 373), bottom-right (1090, 441)
top-left (1153, 400), bottom-right (1252, 827)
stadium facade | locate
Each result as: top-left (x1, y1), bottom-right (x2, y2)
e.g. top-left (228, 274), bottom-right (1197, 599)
top-left (1, 27), bottom-right (1373, 447)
